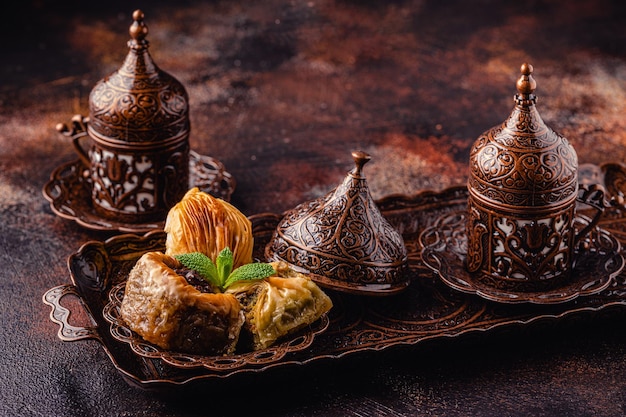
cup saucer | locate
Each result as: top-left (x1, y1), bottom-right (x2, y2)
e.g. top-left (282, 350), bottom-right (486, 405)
top-left (420, 210), bottom-right (624, 304)
top-left (42, 150), bottom-right (235, 233)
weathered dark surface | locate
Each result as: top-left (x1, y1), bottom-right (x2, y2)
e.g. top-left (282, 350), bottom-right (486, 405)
top-left (1, 0), bottom-right (625, 416)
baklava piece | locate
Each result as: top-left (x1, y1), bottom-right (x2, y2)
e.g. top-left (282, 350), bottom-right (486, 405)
top-left (120, 251), bottom-right (245, 355)
top-left (227, 262), bottom-right (333, 350)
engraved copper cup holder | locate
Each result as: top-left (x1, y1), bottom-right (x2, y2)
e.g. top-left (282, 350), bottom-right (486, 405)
top-left (423, 63), bottom-right (623, 304)
top-left (60, 10), bottom-right (191, 224)
top-left (265, 151), bottom-right (410, 296)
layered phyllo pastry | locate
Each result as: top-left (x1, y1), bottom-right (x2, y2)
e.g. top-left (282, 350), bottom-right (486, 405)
top-left (120, 188), bottom-right (332, 355)
top-left (120, 251), bottom-right (244, 355)
top-left (227, 261), bottom-right (333, 350)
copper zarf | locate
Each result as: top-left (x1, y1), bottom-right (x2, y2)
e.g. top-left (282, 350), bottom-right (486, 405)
top-left (466, 63), bottom-right (604, 292)
top-left (60, 10), bottom-right (190, 223)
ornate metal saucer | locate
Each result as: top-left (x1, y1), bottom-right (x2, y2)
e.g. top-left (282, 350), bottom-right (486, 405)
top-left (103, 281), bottom-right (329, 372)
top-left (43, 148), bottom-right (234, 233)
top-left (420, 210), bottom-right (624, 304)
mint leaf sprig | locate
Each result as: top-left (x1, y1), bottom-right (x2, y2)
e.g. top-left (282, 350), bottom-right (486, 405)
top-left (175, 248), bottom-right (275, 292)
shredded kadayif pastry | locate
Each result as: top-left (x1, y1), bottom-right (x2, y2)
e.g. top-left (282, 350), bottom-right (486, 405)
top-left (164, 187), bottom-right (253, 269)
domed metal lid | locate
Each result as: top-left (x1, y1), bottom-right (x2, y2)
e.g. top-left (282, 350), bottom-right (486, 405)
top-left (88, 10), bottom-right (190, 144)
top-left (468, 63), bottom-right (578, 210)
top-left (265, 151), bottom-right (409, 296)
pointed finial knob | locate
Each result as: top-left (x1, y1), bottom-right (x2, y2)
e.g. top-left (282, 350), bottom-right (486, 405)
top-left (515, 62), bottom-right (537, 106)
top-left (516, 63), bottom-right (536, 95)
top-left (351, 151), bottom-right (371, 178)
top-left (129, 10), bottom-right (149, 43)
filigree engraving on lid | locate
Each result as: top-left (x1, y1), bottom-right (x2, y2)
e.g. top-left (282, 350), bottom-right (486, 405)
top-left (266, 151), bottom-right (409, 296)
top-left (468, 63), bottom-right (578, 209)
top-left (88, 10), bottom-right (190, 144)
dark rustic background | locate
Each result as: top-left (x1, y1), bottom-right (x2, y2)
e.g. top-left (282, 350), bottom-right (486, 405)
top-left (1, 0), bottom-right (625, 416)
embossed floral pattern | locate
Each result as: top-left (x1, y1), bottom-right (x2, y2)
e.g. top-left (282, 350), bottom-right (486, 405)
top-left (84, 11), bottom-right (190, 221)
top-left (466, 64), bottom-right (585, 289)
top-left (468, 105), bottom-right (578, 208)
top-left (266, 152), bottom-right (409, 294)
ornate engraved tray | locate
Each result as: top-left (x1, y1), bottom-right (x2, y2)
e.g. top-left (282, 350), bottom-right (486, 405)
top-left (43, 162), bottom-right (626, 391)
top-left (42, 150), bottom-right (235, 233)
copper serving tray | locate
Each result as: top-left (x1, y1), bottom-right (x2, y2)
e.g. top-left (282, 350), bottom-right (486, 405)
top-left (43, 163), bottom-right (626, 391)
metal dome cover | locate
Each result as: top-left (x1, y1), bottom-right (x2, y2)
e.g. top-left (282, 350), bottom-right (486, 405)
top-left (468, 63), bottom-right (578, 210)
top-left (265, 151), bottom-right (409, 296)
top-left (88, 10), bottom-right (190, 144)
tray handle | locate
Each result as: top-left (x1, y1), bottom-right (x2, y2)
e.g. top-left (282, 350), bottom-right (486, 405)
top-left (43, 284), bottom-right (101, 342)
